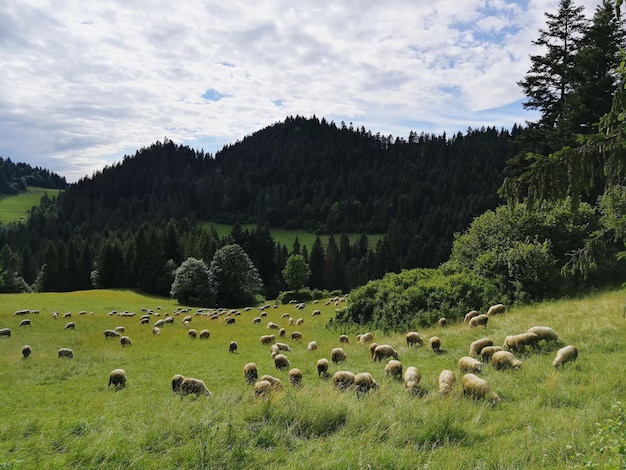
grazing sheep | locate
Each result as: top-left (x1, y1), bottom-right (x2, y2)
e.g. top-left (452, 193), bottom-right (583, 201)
top-left (384, 359), bottom-right (403, 380)
top-left (180, 377), bottom-right (212, 398)
top-left (254, 380), bottom-right (272, 398)
top-left (339, 334), bottom-right (350, 344)
top-left (288, 368), bottom-right (303, 387)
top-left (108, 369), bottom-right (127, 390)
top-left (58, 348), bottom-right (74, 359)
top-left (438, 369), bottom-right (456, 396)
top-left (469, 338), bottom-right (494, 357)
top-left (22, 345), bottom-right (32, 359)
top-left (114, 326), bottom-right (125, 333)
top-left (64, 321), bottom-right (75, 330)
top-left (332, 370), bottom-right (356, 391)
top-left (199, 329), bottom-right (211, 340)
top-left (52, 312), bottom-right (58, 320)
top-left (120, 336), bottom-right (132, 347)
top-left (172, 374), bottom-right (185, 394)
top-left (274, 353), bottom-right (290, 371)
top-left (553, 345), bottom-right (578, 368)
top-left (288, 317), bottom-right (293, 325)
top-left (0, 328), bottom-right (11, 337)
top-left (152, 327), bottom-right (161, 335)
top-left (63, 312), bottom-right (72, 318)
top-left (267, 322), bottom-right (280, 330)
top-left (243, 363), bottom-right (258, 384)
top-left (469, 314), bottom-right (489, 328)
top-left (19, 319), bottom-right (31, 327)
top-left (458, 356), bottom-right (483, 373)
top-left (480, 346), bottom-right (503, 363)
top-left (279, 328), bottom-right (286, 337)
top-left (229, 341), bottom-right (238, 353)
top-left (464, 310), bottom-right (479, 322)
top-left (291, 331), bottom-right (303, 341)
top-left (224, 317), bottom-right (236, 325)
top-left (462, 373), bottom-right (500, 404)
top-left (259, 375), bottom-right (283, 390)
top-left (104, 329), bottom-right (121, 339)
top-left (270, 344), bottom-right (280, 358)
top-left (163, 316), bottom-right (174, 325)
top-left (331, 347), bottom-right (347, 364)
top-left (404, 366), bottom-right (421, 394)
top-left (188, 329), bottom-right (197, 339)
top-left (312, 309), bottom-right (321, 316)
top-left (358, 332), bottom-right (374, 344)
top-left (260, 334), bottom-right (275, 345)
top-left (438, 317), bottom-right (448, 327)
top-left (487, 304), bottom-right (506, 316)
top-left (295, 318), bottom-right (304, 325)
top-left (252, 317), bottom-right (262, 324)
top-left (307, 341), bottom-right (318, 352)
top-left (503, 332), bottom-right (540, 353)
top-left (492, 350), bottom-right (522, 370)
top-left (430, 336), bottom-right (442, 353)
top-left (527, 326), bottom-right (559, 345)
top-left (406, 331), bottom-right (424, 347)
top-left (317, 358), bottom-right (329, 378)
top-left (275, 342), bottom-right (291, 352)
top-left (354, 372), bottom-right (379, 398)
top-left (13, 309), bottom-right (29, 316)
top-left (153, 319), bottom-right (165, 328)
top-left (140, 317), bottom-right (150, 325)
top-left (368, 342), bottom-right (379, 359)
top-left (373, 344), bottom-right (399, 362)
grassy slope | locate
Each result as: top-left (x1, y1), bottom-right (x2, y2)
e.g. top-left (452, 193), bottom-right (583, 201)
top-left (0, 289), bottom-right (624, 469)
top-left (0, 188), bottom-right (62, 224)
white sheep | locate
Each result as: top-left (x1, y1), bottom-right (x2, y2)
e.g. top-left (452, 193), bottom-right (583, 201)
top-left (384, 359), bottom-right (403, 380)
top-left (259, 375), bottom-right (283, 390)
top-left (438, 369), bottom-right (456, 396)
top-left (332, 370), bottom-right (356, 390)
top-left (274, 342), bottom-right (291, 352)
top-left (458, 356), bottom-right (483, 373)
top-left (22, 344), bottom-right (32, 359)
top-left (406, 331), bottom-right (424, 347)
top-left (404, 366), bottom-right (421, 394)
top-left (254, 379), bottom-right (272, 398)
top-left (492, 350), bottom-right (522, 370)
top-left (527, 326), bottom-right (559, 345)
top-left (368, 342), bottom-right (379, 359)
top-left (480, 345), bottom-right (503, 363)
top-left (229, 341), bottom-right (238, 353)
top-left (503, 332), bottom-right (539, 352)
top-left (58, 348), bottom-right (74, 359)
top-left (120, 336), bottom-right (132, 347)
top-left (487, 304), bottom-right (506, 316)
top-left (19, 319), bottom-right (31, 327)
top-left (267, 322), bottom-right (280, 330)
top-left (468, 314), bottom-right (489, 328)
top-left (273, 353), bottom-right (290, 371)
top-left (373, 344), bottom-right (399, 362)
top-left (464, 310), bottom-right (479, 322)
top-left (295, 318), bottom-right (304, 325)
top-left (552, 345), bottom-right (578, 368)
top-left (430, 336), bottom-right (441, 353)
top-left (331, 347), bottom-right (347, 364)
top-left (307, 341), bottom-right (318, 352)
top-left (243, 362), bottom-right (258, 384)
top-left (172, 374), bottom-right (185, 394)
top-left (0, 328), bottom-right (11, 337)
top-left (358, 332), bottom-right (374, 344)
top-left (152, 327), bottom-right (161, 335)
top-left (288, 368), bottom-right (303, 387)
top-left (469, 338), bottom-right (494, 357)
top-left (114, 326), bottom-right (125, 333)
top-left (438, 317), bottom-right (448, 327)
top-left (462, 373), bottom-right (500, 404)
top-left (64, 321), bottom-right (75, 330)
top-left (260, 334), bottom-right (275, 345)
top-left (291, 331), bottom-right (303, 341)
top-left (108, 369), bottom-right (127, 390)
top-left (279, 328), bottom-right (286, 338)
top-left (339, 335), bottom-right (350, 344)
top-left (104, 329), bottom-right (120, 339)
top-left (179, 377), bottom-right (212, 398)
top-left (188, 329), bottom-right (197, 339)
top-left (199, 329), bottom-right (211, 340)
top-left (354, 372), bottom-right (379, 398)
top-left (317, 358), bottom-right (329, 378)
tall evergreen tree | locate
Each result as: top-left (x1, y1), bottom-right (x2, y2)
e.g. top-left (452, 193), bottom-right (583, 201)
top-left (308, 237), bottom-right (325, 290)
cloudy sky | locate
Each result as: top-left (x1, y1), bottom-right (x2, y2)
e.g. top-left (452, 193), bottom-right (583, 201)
top-left (0, 0), bottom-right (602, 183)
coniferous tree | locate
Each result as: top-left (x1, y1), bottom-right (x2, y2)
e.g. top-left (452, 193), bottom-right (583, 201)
top-left (308, 237), bottom-right (325, 290)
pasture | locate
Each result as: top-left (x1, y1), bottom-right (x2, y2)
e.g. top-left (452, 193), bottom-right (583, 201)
top-left (0, 288), bottom-right (624, 469)
top-left (0, 187), bottom-right (62, 224)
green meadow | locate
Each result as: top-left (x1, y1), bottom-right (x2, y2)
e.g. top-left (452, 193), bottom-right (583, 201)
top-left (0, 188), bottom-right (62, 224)
top-left (0, 288), bottom-right (624, 469)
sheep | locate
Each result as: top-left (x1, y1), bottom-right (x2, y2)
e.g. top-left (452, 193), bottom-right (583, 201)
top-left (307, 341), bottom-right (318, 352)
top-left (404, 366), bottom-right (421, 394)
top-left (229, 341), bottom-right (238, 353)
top-left (163, 316), bottom-right (174, 325)
top-left (480, 345), bottom-right (503, 363)
top-left (52, 312), bottom-right (58, 320)
top-left (267, 322), bottom-right (280, 330)
top-left (438, 369), bottom-right (456, 396)
top-left (288, 317), bottom-right (293, 325)
top-left (270, 344), bottom-right (280, 358)
top-left (0, 328), bottom-right (11, 337)
top-left (464, 310), bottom-right (479, 322)
top-left (332, 370), bottom-right (356, 390)
top-left (274, 342), bottom-right (291, 352)
top-left (552, 345), bottom-right (578, 368)
top-left (252, 317), bottom-right (262, 324)
top-left (254, 380), bottom-right (272, 398)
top-left (64, 321), bottom-right (75, 330)
top-left (63, 312), bottom-right (72, 318)
top-left (468, 314), bottom-right (489, 328)
top-left (13, 309), bottom-right (29, 316)
top-left (279, 328), bottom-right (286, 338)
top-left (104, 329), bottom-right (121, 339)
top-left (152, 327), bottom-right (161, 335)
top-left (243, 363), bottom-right (258, 384)
top-left (19, 319), bottom-right (31, 327)
top-left (291, 331), bottom-right (303, 341)
top-left (140, 317), bottom-right (150, 325)
top-left (22, 345), bottom-right (32, 359)
top-left (368, 342), bottom-right (379, 359)
top-left (354, 372), bottom-right (379, 398)
top-left (120, 336), bottom-right (132, 347)
top-left (294, 317), bottom-right (304, 325)
top-left (358, 332), bottom-right (374, 344)
top-left (153, 319), bottom-right (165, 328)
top-left (273, 353), bottom-right (290, 371)
top-left (317, 358), bottom-right (330, 378)
top-left (438, 317), bottom-right (448, 327)
top-left (224, 317), bottom-right (235, 325)
top-left (312, 309), bottom-right (321, 316)
top-left (182, 315), bottom-right (193, 324)
top-left (469, 338), bottom-right (494, 357)
top-left (288, 368), bottom-right (303, 387)
top-left (260, 334), bottom-right (275, 345)
top-left (179, 377), bottom-right (212, 398)
top-left (461, 373), bottom-right (501, 404)
top-left (339, 334), bottom-right (350, 344)
top-left (259, 375), bottom-right (283, 390)
top-left (172, 374), bottom-right (185, 394)
top-left (458, 356), bottom-right (483, 373)
top-left (331, 347), bottom-right (347, 364)
top-left (384, 359), bottom-right (403, 380)
top-left (487, 304), bottom-right (506, 316)
top-left (114, 326), bottom-right (125, 333)
top-left (199, 329), bottom-right (211, 340)
top-left (108, 369), bottom-right (127, 390)
top-left (58, 348), bottom-right (74, 359)
top-left (430, 336), bottom-right (442, 353)
top-left (373, 344), bottom-right (399, 362)
top-left (527, 326), bottom-right (559, 345)
top-left (188, 329), bottom-right (197, 339)
top-left (406, 331), bottom-right (424, 347)
top-left (503, 332), bottom-right (540, 353)
top-left (492, 350), bottom-right (522, 370)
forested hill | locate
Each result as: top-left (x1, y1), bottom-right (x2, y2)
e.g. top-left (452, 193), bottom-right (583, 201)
top-left (0, 156), bottom-right (67, 193)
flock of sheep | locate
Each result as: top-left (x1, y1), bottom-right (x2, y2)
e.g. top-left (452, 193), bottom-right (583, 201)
top-left (2, 299), bottom-right (578, 405)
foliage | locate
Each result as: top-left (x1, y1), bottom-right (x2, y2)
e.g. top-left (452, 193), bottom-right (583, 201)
top-left (208, 244), bottom-right (263, 307)
top-left (573, 402), bottom-right (626, 469)
top-left (281, 255), bottom-right (310, 292)
top-left (170, 257), bottom-right (214, 306)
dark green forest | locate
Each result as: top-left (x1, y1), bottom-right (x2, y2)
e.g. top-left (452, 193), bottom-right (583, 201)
top-left (0, 157), bottom-right (66, 194)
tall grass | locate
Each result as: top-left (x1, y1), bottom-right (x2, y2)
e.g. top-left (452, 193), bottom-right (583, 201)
top-left (0, 288), bottom-right (624, 469)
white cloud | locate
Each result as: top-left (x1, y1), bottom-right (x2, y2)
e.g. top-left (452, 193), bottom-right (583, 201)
top-left (0, 0), bottom-right (607, 182)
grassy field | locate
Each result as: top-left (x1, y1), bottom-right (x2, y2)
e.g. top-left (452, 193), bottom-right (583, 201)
top-left (0, 188), bottom-right (62, 224)
top-left (0, 288), bottom-right (624, 469)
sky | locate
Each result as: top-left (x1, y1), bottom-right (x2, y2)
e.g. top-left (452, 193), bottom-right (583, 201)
top-left (0, 0), bottom-right (603, 183)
